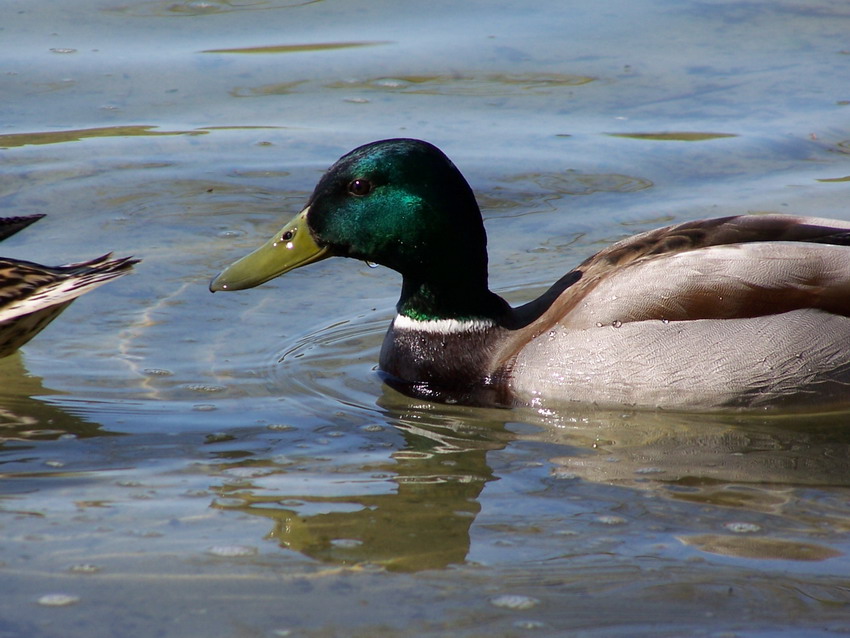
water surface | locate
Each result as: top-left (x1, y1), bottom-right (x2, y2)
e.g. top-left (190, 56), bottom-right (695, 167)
top-left (2, 0), bottom-right (850, 636)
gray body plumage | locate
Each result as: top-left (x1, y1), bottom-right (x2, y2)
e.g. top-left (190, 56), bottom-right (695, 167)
top-left (512, 309), bottom-right (850, 409)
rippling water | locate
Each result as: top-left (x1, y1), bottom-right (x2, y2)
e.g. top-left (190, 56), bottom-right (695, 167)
top-left (2, 0), bottom-right (850, 636)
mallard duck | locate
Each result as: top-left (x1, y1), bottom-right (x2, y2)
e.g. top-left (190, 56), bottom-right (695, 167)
top-left (210, 138), bottom-right (850, 410)
top-left (0, 214), bottom-right (139, 358)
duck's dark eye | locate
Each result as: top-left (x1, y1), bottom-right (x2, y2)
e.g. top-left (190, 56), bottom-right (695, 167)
top-left (348, 178), bottom-right (373, 196)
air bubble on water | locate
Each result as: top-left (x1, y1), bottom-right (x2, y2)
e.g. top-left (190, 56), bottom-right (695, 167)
top-left (724, 521), bottom-right (761, 533)
top-left (374, 78), bottom-right (409, 89)
top-left (268, 423), bottom-right (297, 432)
top-left (514, 619), bottom-right (547, 630)
top-left (490, 594), bottom-right (541, 610)
top-left (330, 538), bottom-right (363, 548)
top-left (185, 384), bottom-right (226, 393)
top-left (206, 544), bottom-right (258, 557)
top-left (596, 515), bottom-right (627, 525)
top-left (144, 368), bottom-right (174, 376)
top-left (193, 404), bottom-right (217, 412)
top-left (68, 564), bottom-right (100, 574)
top-left (37, 593), bottom-right (80, 607)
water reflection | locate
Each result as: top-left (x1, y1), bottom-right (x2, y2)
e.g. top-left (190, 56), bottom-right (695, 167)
top-left (204, 392), bottom-right (850, 570)
top-left (106, 0), bottom-right (323, 18)
top-left (204, 41), bottom-right (389, 54)
top-left (532, 406), bottom-right (850, 561)
top-left (608, 132), bottom-right (738, 142)
top-left (532, 407), bottom-right (850, 492)
top-left (0, 354), bottom-right (117, 455)
top-left (211, 398), bottom-right (511, 571)
top-left (0, 126), bottom-right (205, 149)
top-left (325, 73), bottom-right (595, 96)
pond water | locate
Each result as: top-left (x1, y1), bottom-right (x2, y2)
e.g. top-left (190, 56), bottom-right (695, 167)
top-left (2, 0), bottom-right (850, 636)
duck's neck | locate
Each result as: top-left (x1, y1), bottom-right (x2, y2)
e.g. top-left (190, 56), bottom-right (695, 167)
top-left (397, 276), bottom-right (510, 324)
top-left (382, 277), bottom-right (514, 406)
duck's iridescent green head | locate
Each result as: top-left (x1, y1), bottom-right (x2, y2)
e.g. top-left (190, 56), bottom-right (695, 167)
top-left (211, 138), bottom-right (500, 320)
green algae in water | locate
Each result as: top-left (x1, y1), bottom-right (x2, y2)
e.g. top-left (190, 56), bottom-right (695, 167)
top-left (608, 132), bottom-right (738, 141)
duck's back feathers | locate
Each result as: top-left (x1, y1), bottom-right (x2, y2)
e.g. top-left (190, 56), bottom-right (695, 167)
top-left (584, 214), bottom-right (850, 271)
top-left (0, 216), bottom-right (139, 358)
top-left (547, 215), bottom-right (850, 326)
top-left (0, 253), bottom-right (139, 324)
top-left (559, 240), bottom-right (850, 328)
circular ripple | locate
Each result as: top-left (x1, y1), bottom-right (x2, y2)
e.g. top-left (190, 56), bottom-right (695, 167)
top-left (266, 311), bottom-right (392, 416)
